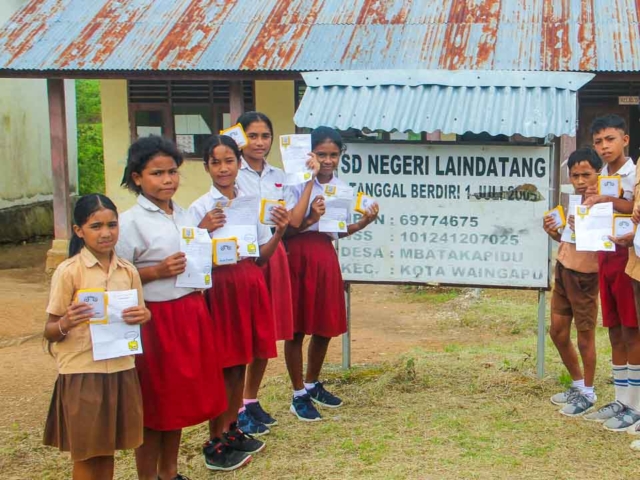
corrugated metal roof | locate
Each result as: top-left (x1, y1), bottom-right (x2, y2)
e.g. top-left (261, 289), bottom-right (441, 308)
top-left (294, 70), bottom-right (595, 137)
top-left (0, 0), bottom-right (639, 73)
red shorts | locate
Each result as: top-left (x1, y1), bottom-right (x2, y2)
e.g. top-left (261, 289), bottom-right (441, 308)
top-left (206, 260), bottom-right (277, 368)
top-left (598, 248), bottom-right (638, 328)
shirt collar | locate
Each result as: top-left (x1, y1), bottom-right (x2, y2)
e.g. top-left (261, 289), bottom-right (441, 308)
top-left (209, 184), bottom-right (241, 201)
top-left (240, 157), bottom-right (273, 177)
top-left (80, 247), bottom-right (119, 273)
top-left (137, 194), bottom-right (183, 214)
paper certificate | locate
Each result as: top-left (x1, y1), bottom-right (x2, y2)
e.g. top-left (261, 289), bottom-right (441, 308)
top-left (634, 228), bottom-right (640, 257)
top-left (176, 227), bottom-right (213, 289)
top-left (90, 289), bottom-right (142, 361)
top-left (319, 197), bottom-right (351, 233)
top-left (560, 195), bottom-right (582, 244)
top-left (598, 175), bottom-right (622, 198)
top-left (544, 205), bottom-right (566, 230)
top-left (575, 202), bottom-right (615, 252)
top-left (613, 215), bottom-right (635, 237)
top-left (280, 134), bottom-right (313, 185)
top-left (77, 289), bottom-right (107, 324)
top-left (220, 124), bottom-right (248, 149)
top-left (212, 196), bottom-right (260, 257)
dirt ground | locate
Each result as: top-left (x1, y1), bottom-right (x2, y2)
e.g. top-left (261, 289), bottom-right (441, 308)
top-left (0, 241), bottom-right (482, 434)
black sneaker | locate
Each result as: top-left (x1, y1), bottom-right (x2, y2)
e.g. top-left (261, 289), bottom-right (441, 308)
top-left (307, 382), bottom-right (343, 408)
top-left (237, 408), bottom-right (270, 436)
top-left (245, 401), bottom-right (278, 426)
top-left (224, 422), bottom-right (266, 454)
top-left (290, 393), bottom-right (322, 422)
top-left (203, 439), bottom-right (252, 472)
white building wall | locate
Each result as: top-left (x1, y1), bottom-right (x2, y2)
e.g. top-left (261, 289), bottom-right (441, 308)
top-left (0, 0), bottom-right (78, 210)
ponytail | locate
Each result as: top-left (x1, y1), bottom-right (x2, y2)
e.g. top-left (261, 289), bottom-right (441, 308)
top-left (68, 232), bottom-right (85, 257)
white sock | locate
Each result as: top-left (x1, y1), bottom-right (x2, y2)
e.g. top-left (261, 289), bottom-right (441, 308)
top-left (304, 382), bottom-right (317, 390)
top-left (582, 386), bottom-right (595, 400)
top-left (613, 364), bottom-right (629, 405)
top-left (572, 379), bottom-right (585, 389)
top-left (628, 364), bottom-right (640, 410)
top-left (293, 388), bottom-right (307, 398)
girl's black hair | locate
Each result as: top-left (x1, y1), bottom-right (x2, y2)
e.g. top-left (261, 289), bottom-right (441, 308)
top-left (202, 135), bottom-right (242, 164)
top-left (121, 135), bottom-right (183, 194)
top-left (68, 194), bottom-right (118, 257)
top-left (311, 126), bottom-right (345, 153)
top-left (237, 111), bottom-right (274, 137)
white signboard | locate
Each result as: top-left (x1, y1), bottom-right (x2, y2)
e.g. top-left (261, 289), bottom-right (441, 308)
top-left (338, 143), bottom-right (552, 289)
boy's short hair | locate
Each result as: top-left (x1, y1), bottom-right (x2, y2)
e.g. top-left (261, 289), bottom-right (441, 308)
top-left (590, 114), bottom-right (628, 135)
top-left (567, 147), bottom-right (603, 172)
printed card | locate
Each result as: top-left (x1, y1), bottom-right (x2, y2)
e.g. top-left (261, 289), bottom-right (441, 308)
top-left (544, 205), bottom-right (566, 230)
top-left (260, 199), bottom-right (286, 225)
top-left (613, 215), bottom-right (636, 237)
top-left (220, 124), bottom-right (249, 149)
top-left (77, 289), bottom-right (107, 324)
top-left (212, 238), bottom-right (238, 266)
top-left (355, 192), bottom-right (376, 215)
top-left (598, 175), bottom-right (622, 198)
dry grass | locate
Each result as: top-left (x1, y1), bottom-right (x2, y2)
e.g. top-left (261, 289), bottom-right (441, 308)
top-left (1, 287), bottom-right (638, 479)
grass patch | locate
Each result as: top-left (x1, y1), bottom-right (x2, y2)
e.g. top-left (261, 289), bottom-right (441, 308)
top-left (399, 286), bottom-right (463, 304)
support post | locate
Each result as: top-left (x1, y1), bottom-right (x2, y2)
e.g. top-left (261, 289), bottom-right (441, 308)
top-left (45, 78), bottom-right (72, 273)
top-left (229, 81), bottom-right (244, 124)
top-left (342, 283), bottom-right (352, 370)
top-left (536, 289), bottom-right (546, 379)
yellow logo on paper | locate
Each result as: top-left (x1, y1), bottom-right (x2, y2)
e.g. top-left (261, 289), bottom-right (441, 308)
top-left (247, 243), bottom-right (257, 254)
top-left (281, 136), bottom-right (291, 147)
top-left (338, 221), bottom-right (346, 229)
top-left (604, 241), bottom-right (613, 248)
top-left (182, 227), bottom-right (195, 244)
top-left (325, 185), bottom-right (337, 196)
top-left (204, 274), bottom-right (211, 286)
top-left (304, 172), bottom-right (312, 180)
top-left (125, 332), bottom-right (139, 351)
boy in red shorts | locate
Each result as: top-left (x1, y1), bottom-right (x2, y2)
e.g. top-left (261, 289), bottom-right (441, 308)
top-left (582, 115), bottom-right (640, 431)
top-left (544, 148), bottom-right (601, 416)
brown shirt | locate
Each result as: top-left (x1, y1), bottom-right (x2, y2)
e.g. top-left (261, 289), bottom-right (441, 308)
top-left (47, 248), bottom-right (145, 374)
top-left (625, 160), bottom-right (640, 281)
top-left (557, 241), bottom-right (598, 274)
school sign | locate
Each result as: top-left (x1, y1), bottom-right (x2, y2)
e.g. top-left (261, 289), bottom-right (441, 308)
top-left (339, 143), bottom-right (552, 289)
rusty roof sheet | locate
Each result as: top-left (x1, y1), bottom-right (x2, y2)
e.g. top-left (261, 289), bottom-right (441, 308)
top-left (0, 0), bottom-right (639, 73)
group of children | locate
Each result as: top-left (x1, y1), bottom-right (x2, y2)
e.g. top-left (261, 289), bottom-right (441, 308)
top-left (42, 113), bottom-right (379, 479)
top-left (544, 114), bottom-right (640, 450)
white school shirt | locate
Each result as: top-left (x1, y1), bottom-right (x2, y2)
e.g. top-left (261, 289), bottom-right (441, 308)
top-left (601, 158), bottom-right (635, 210)
top-left (236, 158), bottom-right (287, 198)
top-left (285, 175), bottom-right (347, 240)
top-left (189, 185), bottom-right (272, 256)
top-left (116, 195), bottom-right (197, 302)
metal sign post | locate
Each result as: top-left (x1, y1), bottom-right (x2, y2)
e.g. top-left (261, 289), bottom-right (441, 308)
top-left (342, 283), bottom-right (352, 370)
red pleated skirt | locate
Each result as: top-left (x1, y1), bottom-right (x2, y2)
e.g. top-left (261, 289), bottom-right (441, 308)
top-left (206, 260), bottom-right (277, 368)
top-left (139, 292), bottom-right (227, 431)
top-left (262, 242), bottom-right (295, 341)
top-left (286, 232), bottom-right (347, 338)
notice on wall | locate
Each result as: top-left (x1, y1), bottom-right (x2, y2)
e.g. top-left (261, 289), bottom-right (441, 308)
top-left (337, 143), bottom-right (552, 289)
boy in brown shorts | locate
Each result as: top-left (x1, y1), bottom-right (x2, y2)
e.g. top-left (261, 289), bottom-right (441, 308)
top-left (544, 148), bottom-right (601, 416)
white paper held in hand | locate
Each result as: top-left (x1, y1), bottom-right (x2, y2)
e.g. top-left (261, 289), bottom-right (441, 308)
top-left (319, 197), bottom-right (352, 233)
top-left (560, 195), bottom-right (582, 244)
top-left (176, 227), bottom-right (213, 289)
top-left (280, 134), bottom-right (314, 185)
top-left (212, 196), bottom-right (260, 257)
top-left (574, 202), bottom-right (615, 252)
top-left (90, 289), bottom-right (143, 361)
top-left (613, 216), bottom-right (635, 237)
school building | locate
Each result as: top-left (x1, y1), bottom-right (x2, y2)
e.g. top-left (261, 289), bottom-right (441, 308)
top-left (0, 0), bottom-right (639, 263)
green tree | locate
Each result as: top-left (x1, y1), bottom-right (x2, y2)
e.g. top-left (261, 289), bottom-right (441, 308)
top-left (75, 80), bottom-right (105, 194)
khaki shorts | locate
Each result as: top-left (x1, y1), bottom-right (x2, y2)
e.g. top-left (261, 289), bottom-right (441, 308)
top-left (551, 262), bottom-right (599, 331)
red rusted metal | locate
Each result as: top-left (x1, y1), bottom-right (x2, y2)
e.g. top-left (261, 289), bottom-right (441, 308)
top-left (2, 0), bottom-right (640, 73)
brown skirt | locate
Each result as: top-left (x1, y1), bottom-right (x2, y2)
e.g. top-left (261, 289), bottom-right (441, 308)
top-left (43, 369), bottom-right (143, 461)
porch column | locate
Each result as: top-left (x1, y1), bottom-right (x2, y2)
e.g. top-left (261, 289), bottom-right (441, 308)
top-left (229, 81), bottom-right (244, 124)
top-left (45, 78), bottom-right (72, 273)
